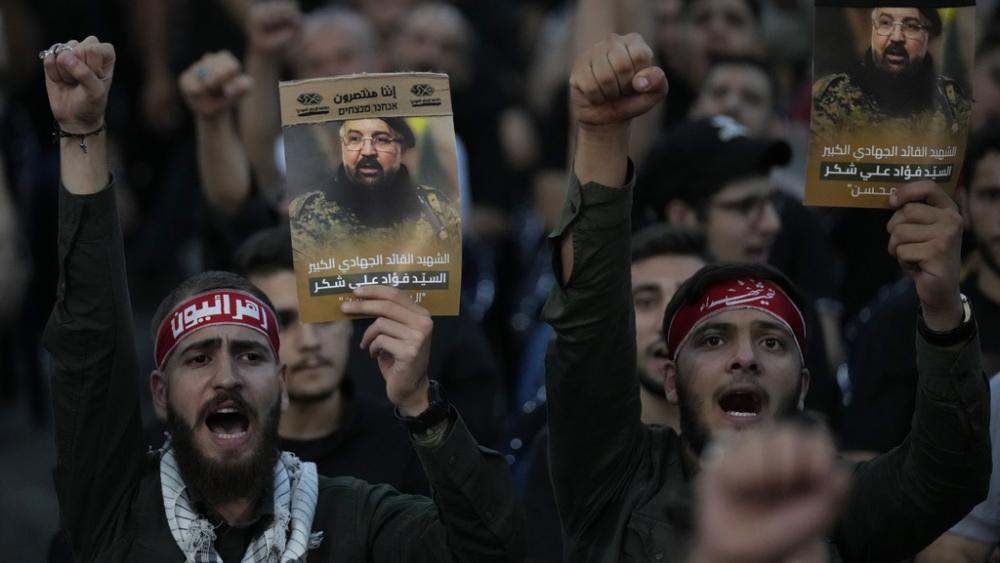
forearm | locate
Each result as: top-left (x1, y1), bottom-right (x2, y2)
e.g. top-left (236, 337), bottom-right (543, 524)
top-left (542, 161), bottom-right (643, 532)
top-left (59, 132), bottom-right (109, 195)
top-left (197, 114), bottom-right (251, 212)
top-left (43, 177), bottom-right (144, 557)
top-left (239, 52), bottom-right (283, 201)
top-left (410, 413), bottom-right (525, 562)
top-left (837, 332), bottom-right (990, 561)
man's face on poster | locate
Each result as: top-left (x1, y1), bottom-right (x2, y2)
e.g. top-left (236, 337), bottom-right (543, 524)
top-left (340, 119), bottom-right (406, 188)
top-left (870, 7), bottom-right (931, 75)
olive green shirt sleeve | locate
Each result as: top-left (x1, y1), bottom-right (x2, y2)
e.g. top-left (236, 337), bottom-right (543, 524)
top-left (836, 329), bottom-right (991, 562)
top-left (361, 413), bottom-right (524, 562)
top-left (541, 163), bottom-right (646, 536)
top-left (42, 182), bottom-right (146, 560)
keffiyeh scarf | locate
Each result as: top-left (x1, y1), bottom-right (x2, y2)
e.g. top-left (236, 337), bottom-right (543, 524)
top-left (159, 443), bottom-right (323, 562)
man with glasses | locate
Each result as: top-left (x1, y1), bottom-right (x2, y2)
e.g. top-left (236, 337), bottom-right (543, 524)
top-left (289, 117), bottom-right (459, 251)
top-left (813, 6), bottom-right (969, 133)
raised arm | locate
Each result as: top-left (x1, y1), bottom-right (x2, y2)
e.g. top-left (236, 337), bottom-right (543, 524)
top-left (836, 181), bottom-right (991, 561)
top-left (541, 33), bottom-right (666, 535)
top-left (179, 50), bottom-right (254, 213)
top-left (341, 285), bottom-right (524, 561)
top-left (239, 0), bottom-right (302, 205)
top-left (40, 37), bottom-right (146, 559)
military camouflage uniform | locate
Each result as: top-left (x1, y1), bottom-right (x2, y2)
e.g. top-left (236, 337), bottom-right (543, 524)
top-left (813, 52), bottom-right (969, 136)
top-left (289, 165), bottom-right (460, 252)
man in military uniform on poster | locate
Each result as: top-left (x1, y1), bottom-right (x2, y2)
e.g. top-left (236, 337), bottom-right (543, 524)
top-left (813, 6), bottom-right (969, 133)
top-left (289, 117), bottom-right (459, 249)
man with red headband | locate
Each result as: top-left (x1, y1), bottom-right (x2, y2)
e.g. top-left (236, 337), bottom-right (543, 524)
top-left (543, 33), bottom-right (990, 562)
top-left (41, 36), bottom-right (522, 562)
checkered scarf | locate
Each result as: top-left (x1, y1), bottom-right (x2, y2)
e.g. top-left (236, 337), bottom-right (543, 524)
top-left (159, 442), bottom-right (323, 562)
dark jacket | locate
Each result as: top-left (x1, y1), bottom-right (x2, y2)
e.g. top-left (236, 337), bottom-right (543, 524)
top-left (541, 168), bottom-right (990, 562)
top-left (43, 183), bottom-right (523, 562)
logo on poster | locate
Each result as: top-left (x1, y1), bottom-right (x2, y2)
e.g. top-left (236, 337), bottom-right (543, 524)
top-left (297, 93), bottom-right (323, 105)
top-left (409, 83), bottom-right (442, 108)
top-left (295, 92), bottom-right (330, 117)
top-left (410, 84), bottom-right (435, 97)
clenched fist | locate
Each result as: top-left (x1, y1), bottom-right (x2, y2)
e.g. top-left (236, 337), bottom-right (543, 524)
top-left (248, 1), bottom-right (303, 58)
top-left (42, 36), bottom-right (115, 132)
top-left (569, 33), bottom-right (667, 133)
top-left (179, 51), bottom-right (253, 120)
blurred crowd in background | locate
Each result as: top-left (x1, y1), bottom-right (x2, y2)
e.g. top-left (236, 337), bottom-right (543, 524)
top-left (2, 0), bottom-right (1000, 560)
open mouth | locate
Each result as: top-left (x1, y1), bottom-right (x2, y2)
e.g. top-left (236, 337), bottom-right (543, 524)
top-left (205, 405), bottom-right (250, 441)
top-left (717, 389), bottom-right (764, 420)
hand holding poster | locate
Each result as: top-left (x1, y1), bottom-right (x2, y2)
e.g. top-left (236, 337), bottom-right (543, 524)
top-left (280, 73), bottom-right (462, 321)
top-left (805, 0), bottom-right (975, 208)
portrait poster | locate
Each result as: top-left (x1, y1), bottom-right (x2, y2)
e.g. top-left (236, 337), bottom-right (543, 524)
top-left (279, 73), bottom-right (462, 321)
top-left (805, 0), bottom-right (975, 208)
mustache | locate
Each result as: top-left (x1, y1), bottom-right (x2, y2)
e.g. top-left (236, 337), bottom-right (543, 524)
top-left (356, 155), bottom-right (383, 170)
top-left (884, 43), bottom-right (909, 58)
top-left (290, 354), bottom-right (333, 372)
top-left (196, 390), bottom-right (257, 426)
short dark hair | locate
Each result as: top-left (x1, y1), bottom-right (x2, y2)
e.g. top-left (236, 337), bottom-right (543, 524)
top-left (631, 225), bottom-right (713, 264)
top-left (703, 54), bottom-right (779, 111)
top-left (661, 262), bottom-right (808, 350)
top-left (963, 121), bottom-right (1000, 187)
top-left (684, 0), bottom-right (761, 24)
top-left (150, 271), bottom-right (276, 338)
top-left (233, 226), bottom-right (294, 279)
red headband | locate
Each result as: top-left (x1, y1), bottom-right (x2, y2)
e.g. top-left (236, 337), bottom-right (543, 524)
top-left (665, 278), bottom-right (806, 362)
top-left (154, 289), bottom-right (280, 369)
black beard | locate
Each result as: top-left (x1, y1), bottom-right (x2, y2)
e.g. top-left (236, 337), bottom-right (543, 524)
top-left (166, 393), bottom-right (281, 508)
top-left (676, 372), bottom-right (802, 457)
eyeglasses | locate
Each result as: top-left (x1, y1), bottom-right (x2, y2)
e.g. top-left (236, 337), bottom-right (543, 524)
top-left (341, 132), bottom-right (402, 153)
top-left (711, 191), bottom-right (783, 222)
top-left (873, 18), bottom-right (928, 40)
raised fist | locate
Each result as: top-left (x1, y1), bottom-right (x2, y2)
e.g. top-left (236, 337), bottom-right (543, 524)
top-left (179, 51), bottom-right (253, 120)
top-left (569, 33), bottom-right (667, 132)
top-left (41, 36), bottom-right (115, 132)
top-left (690, 425), bottom-right (848, 563)
top-left (248, 1), bottom-right (303, 58)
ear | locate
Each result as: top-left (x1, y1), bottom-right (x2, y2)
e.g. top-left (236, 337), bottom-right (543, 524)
top-left (278, 363), bottom-right (289, 413)
top-left (797, 368), bottom-right (811, 409)
top-left (663, 359), bottom-right (680, 405)
top-left (151, 370), bottom-right (168, 421)
top-left (664, 200), bottom-right (698, 227)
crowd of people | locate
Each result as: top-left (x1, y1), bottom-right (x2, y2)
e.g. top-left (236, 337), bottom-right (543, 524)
top-left (2, 0), bottom-right (1000, 561)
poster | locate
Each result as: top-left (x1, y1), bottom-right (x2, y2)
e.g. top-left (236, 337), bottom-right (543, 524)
top-left (280, 73), bottom-right (462, 321)
top-left (805, 0), bottom-right (975, 208)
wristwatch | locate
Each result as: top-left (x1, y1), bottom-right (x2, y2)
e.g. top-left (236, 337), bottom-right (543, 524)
top-left (395, 380), bottom-right (453, 434)
top-left (918, 293), bottom-right (975, 346)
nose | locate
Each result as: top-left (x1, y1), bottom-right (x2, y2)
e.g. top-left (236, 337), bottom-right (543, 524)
top-left (755, 199), bottom-right (782, 237)
top-left (728, 334), bottom-right (760, 374)
top-left (211, 353), bottom-right (243, 390)
top-left (299, 322), bottom-right (321, 351)
top-left (889, 23), bottom-right (905, 41)
top-left (360, 137), bottom-right (378, 156)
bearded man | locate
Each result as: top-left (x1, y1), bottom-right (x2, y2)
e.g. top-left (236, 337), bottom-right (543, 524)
top-left (42, 36), bottom-right (521, 562)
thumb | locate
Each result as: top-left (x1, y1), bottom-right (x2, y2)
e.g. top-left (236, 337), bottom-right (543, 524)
top-left (224, 75), bottom-right (254, 100)
top-left (631, 66), bottom-right (668, 96)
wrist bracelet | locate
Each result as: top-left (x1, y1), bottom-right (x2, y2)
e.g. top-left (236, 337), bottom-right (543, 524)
top-left (53, 122), bottom-right (106, 154)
